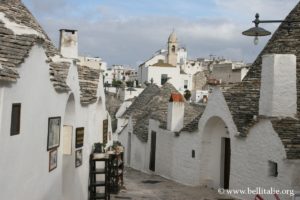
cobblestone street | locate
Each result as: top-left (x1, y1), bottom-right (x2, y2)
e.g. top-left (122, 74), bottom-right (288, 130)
top-left (111, 168), bottom-right (236, 200)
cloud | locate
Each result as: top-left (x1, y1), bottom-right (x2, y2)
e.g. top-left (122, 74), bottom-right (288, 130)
top-left (41, 15), bottom-right (264, 65)
top-left (21, 0), bottom-right (299, 67)
top-left (25, 0), bottom-right (68, 16)
top-left (214, 0), bottom-right (298, 20)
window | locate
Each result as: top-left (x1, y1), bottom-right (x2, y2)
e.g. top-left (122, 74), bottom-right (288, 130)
top-left (161, 74), bottom-right (168, 85)
top-left (10, 103), bottom-right (21, 136)
top-left (192, 150), bottom-right (195, 158)
top-left (268, 160), bottom-right (278, 177)
top-left (184, 80), bottom-right (188, 89)
top-left (172, 45), bottom-right (176, 52)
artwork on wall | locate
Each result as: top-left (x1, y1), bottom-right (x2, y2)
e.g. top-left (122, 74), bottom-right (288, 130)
top-left (103, 119), bottom-right (108, 145)
top-left (49, 149), bottom-right (58, 172)
top-left (75, 127), bottom-right (84, 148)
top-left (75, 149), bottom-right (82, 168)
top-left (47, 117), bottom-right (61, 151)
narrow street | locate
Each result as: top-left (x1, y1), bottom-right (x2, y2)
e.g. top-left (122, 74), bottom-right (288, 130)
top-left (111, 168), bottom-right (236, 200)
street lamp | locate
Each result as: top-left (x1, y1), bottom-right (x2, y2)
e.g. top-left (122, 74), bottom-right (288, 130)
top-left (242, 13), bottom-right (300, 45)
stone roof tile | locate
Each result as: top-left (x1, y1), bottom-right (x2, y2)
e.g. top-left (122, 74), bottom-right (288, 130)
top-left (0, 0), bottom-right (70, 92)
top-left (124, 82), bottom-right (205, 142)
top-left (77, 65), bottom-right (101, 105)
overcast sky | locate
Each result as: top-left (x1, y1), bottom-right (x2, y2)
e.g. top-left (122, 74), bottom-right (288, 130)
top-left (22, 0), bottom-right (299, 67)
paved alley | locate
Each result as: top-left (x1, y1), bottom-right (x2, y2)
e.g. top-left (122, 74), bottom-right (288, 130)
top-left (111, 168), bottom-right (237, 200)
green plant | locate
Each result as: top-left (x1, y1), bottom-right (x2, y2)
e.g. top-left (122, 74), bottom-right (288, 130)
top-left (112, 79), bottom-right (122, 88)
top-left (184, 89), bottom-right (191, 101)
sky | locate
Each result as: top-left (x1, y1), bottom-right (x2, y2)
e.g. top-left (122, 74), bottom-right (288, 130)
top-left (22, 0), bottom-right (299, 67)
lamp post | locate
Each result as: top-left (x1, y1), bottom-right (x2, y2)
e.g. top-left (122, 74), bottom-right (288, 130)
top-left (242, 13), bottom-right (300, 45)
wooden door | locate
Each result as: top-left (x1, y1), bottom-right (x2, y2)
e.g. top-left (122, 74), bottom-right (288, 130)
top-left (149, 131), bottom-right (156, 171)
top-left (223, 138), bottom-right (231, 189)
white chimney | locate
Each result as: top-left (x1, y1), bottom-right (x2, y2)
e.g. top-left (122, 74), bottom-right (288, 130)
top-left (259, 54), bottom-right (297, 117)
top-left (167, 93), bottom-right (184, 132)
top-left (59, 29), bottom-right (78, 59)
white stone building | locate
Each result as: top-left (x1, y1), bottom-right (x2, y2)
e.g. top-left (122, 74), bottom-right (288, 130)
top-left (104, 65), bottom-right (138, 85)
top-left (0, 1), bottom-right (111, 200)
top-left (138, 32), bottom-right (193, 92)
top-left (78, 56), bottom-right (107, 70)
top-left (118, 83), bottom-right (205, 185)
top-left (118, 2), bottom-right (300, 200)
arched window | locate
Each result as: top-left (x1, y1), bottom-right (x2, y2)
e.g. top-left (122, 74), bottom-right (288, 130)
top-left (172, 45), bottom-right (176, 52)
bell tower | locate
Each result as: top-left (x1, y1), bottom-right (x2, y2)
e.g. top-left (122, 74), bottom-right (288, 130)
top-left (167, 31), bottom-right (178, 67)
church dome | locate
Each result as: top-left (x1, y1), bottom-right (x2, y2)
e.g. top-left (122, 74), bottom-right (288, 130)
top-left (168, 31), bottom-right (177, 43)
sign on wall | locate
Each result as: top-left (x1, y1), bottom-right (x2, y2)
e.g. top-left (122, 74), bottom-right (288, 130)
top-left (75, 127), bottom-right (84, 148)
top-left (63, 125), bottom-right (72, 155)
top-left (103, 119), bottom-right (108, 144)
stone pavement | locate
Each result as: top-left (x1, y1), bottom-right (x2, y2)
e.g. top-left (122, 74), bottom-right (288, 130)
top-left (111, 167), bottom-right (237, 200)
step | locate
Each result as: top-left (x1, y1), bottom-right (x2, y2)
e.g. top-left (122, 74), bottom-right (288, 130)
top-left (90, 181), bottom-right (106, 187)
top-left (90, 192), bottom-right (106, 199)
top-left (91, 168), bottom-right (106, 174)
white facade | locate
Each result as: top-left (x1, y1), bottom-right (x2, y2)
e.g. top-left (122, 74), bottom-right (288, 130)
top-left (104, 65), bottom-right (137, 85)
top-left (0, 44), bottom-right (110, 200)
top-left (259, 54), bottom-right (297, 117)
top-left (198, 88), bottom-right (299, 200)
top-left (78, 56), bottom-right (107, 70)
top-left (118, 53), bottom-right (300, 200)
top-left (140, 65), bottom-right (193, 92)
top-left (0, 3), bottom-right (111, 199)
top-left (138, 33), bottom-right (197, 91)
top-left (119, 86), bottom-right (299, 200)
top-left (191, 90), bottom-right (209, 103)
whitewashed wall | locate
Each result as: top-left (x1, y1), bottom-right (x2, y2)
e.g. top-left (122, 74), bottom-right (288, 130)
top-left (198, 88), bottom-right (300, 200)
top-left (118, 117), bottom-right (148, 172)
top-left (147, 66), bottom-right (180, 87)
top-left (0, 44), bottom-right (108, 200)
top-left (149, 119), bottom-right (201, 185)
top-left (117, 86), bottom-right (300, 200)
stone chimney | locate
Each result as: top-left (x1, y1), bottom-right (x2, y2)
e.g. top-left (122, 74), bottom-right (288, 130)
top-left (259, 54), bottom-right (297, 117)
top-left (167, 93), bottom-right (185, 132)
top-left (59, 29), bottom-right (78, 59)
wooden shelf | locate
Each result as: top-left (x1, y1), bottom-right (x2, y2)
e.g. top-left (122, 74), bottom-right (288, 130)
top-left (89, 153), bottom-right (110, 200)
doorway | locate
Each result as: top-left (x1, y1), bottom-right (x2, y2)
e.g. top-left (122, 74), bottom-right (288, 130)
top-left (221, 137), bottom-right (231, 189)
top-left (149, 131), bottom-right (156, 171)
top-left (201, 116), bottom-right (231, 189)
top-left (127, 132), bottom-right (131, 165)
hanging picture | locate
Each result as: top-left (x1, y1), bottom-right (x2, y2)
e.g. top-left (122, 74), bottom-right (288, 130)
top-left (103, 119), bottom-right (108, 144)
top-left (47, 117), bottom-right (61, 151)
top-left (75, 127), bottom-right (84, 148)
top-left (75, 149), bottom-right (82, 168)
top-left (49, 149), bottom-right (58, 172)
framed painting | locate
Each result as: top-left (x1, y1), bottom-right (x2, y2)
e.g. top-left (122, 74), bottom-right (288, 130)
top-left (49, 149), bottom-right (58, 172)
top-left (75, 149), bottom-right (82, 168)
top-left (47, 117), bottom-right (61, 151)
top-left (75, 127), bottom-right (84, 148)
top-left (103, 119), bottom-right (108, 145)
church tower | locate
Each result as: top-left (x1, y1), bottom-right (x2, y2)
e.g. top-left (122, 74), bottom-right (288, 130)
top-left (167, 31), bottom-right (178, 67)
